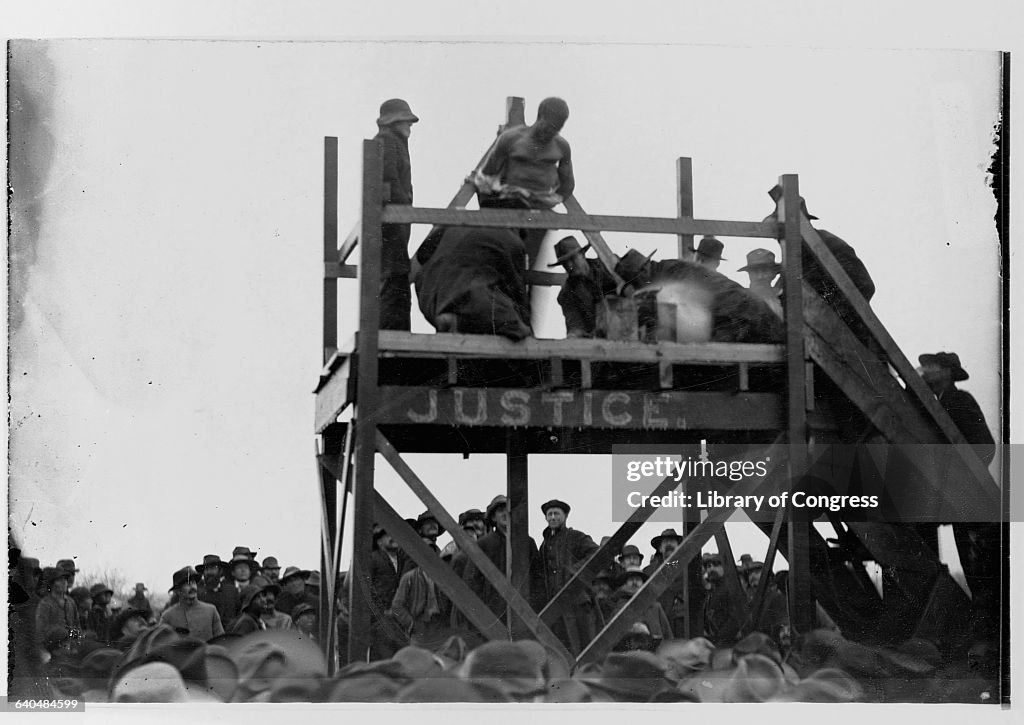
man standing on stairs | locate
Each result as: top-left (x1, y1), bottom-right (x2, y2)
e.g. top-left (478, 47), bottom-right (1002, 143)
top-left (918, 351), bottom-right (1000, 646)
top-left (373, 98), bottom-right (419, 331)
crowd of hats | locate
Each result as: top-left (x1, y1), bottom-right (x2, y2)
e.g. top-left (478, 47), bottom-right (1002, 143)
top-left (21, 622), bottom-right (997, 704)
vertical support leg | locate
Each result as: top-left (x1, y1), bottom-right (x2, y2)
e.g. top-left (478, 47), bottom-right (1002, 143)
top-left (779, 173), bottom-right (815, 634)
top-left (676, 157), bottom-right (694, 259)
top-left (506, 431), bottom-right (530, 638)
top-left (323, 137), bottom-right (339, 365)
top-left (681, 478), bottom-right (703, 639)
top-left (348, 139), bottom-right (385, 663)
top-left (319, 426), bottom-right (343, 671)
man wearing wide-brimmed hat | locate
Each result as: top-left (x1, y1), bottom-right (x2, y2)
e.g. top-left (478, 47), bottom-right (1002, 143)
top-left (87, 582), bottom-right (114, 643)
top-left (693, 236), bottom-right (727, 271)
top-left (373, 98), bottom-right (420, 331)
top-left (159, 567), bottom-right (224, 642)
top-left (643, 528), bottom-right (688, 639)
top-left (739, 248), bottom-right (783, 309)
top-left (228, 547), bottom-right (260, 594)
top-left (917, 351), bottom-right (994, 464)
top-left (56, 558), bottom-right (80, 589)
top-left (198, 554), bottom-right (240, 627)
top-left (126, 581), bottom-right (153, 619)
top-left (35, 567), bottom-right (80, 658)
top-left (275, 566), bottom-right (315, 618)
top-left (547, 235), bottom-right (619, 338)
top-left (230, 577), bottom-right (282, 635)
top-left (259, 556), bottom-right (282, 584)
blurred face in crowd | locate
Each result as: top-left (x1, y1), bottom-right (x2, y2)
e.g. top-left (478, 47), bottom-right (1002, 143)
top-left (622, 573), bottom-right (645, 594)
top-left (620, 553), bottom-right (641, 568)
top-left (232, 562), bottom-right (252, 583)
top-left (419, 520), bottom-right (440, 542)
top-left (284, 576), bottom-right (306, 596)
top-left (123, 615), bottom-right (148, 638)
top-left (51, 577), bottom-right (69, 597)
top-left (296, 612), bottom-right (316, 635)
top-left (463, 519), bottom-right (486, 540)
top-left (703, 556), bottom-right (724, 584)
top-left (747, 568), bottom-right (763, 590)
top-left (492, 505), bottom-right (509, 531)
top-left (593, 579), bottom-right (612, 599)
top-left (659, 539), bottom-right (678, 559)
top-left (545, 508), bottom-right (567, 532)
top-left (263, 567), bottom-right (280, 583)
top-left (94, 591), bottom-right (111, 607)
top-left (746, 267), bottom-right (776, 286)
top-left (177, 581), bottom-right (199, 606)
top-left (379, 533), bottom-right (399, 554)
top-left (918, 362), bottom-right (951, 394)
top-left (204, 566), bottom-right (222, 583)
top-left (261, 591), bottom-right (277, 615)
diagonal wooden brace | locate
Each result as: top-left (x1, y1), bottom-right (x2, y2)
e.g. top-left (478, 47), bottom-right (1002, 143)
top-left (375, 430), bottom-right (573, 664)
top-left (561, 195), bottom-right (625, 289)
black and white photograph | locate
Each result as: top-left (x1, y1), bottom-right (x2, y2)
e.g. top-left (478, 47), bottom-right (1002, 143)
top-left (4, 4), bottom-right (1018, 719)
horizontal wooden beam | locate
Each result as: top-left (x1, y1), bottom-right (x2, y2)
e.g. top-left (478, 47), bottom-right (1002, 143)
top-left (326, 262), bottom-right (565, 287)
top-left (325, 263), bottom-right (359, 279)
top-left (562, 196), bottom-right (625, 288)
top-left (382, 205), bottom-right (779, 239)
top-left (376, 431), bottom-right (573, 663)
top-left (374, 331), bottom-right (785, 365)
top-left (314, 367), bottom-right (354, 433)
top-left (374, 386), bottom-right (783, 431)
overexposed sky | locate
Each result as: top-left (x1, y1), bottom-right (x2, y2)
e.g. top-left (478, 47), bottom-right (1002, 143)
top-left (8, 39), bottom-right (1002, 596)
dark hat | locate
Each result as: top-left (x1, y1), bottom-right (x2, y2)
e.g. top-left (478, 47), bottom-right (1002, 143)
top-left (617, 545), bottom-right (643, 562)
top-left (18, 556), bottom-right (42, 574)
top-left (229, 553), bottom-right (260, 570)
top-left (239, 584), bottom-right (267, 611)
top-left (696, 236), bottom-right (726, 261)
top-left (767, 184), bottom-right (818, 220)
top-left (547, 236), bottom-right (591, 267)
top-left (261, 556), bottom-right (280, 570)
top-left (196, 554), bottom-right (227, 575)
top-left (113, 608), bottom-right (149, 637)
top-left (169, 566), bottom-right (200, 592)
top-left (621, 564), bottom-right (648, 582)
top-left (250, 575), bottom-right (282, 598)
top-left (306, 571), bottom-right (322, 589)
top-left (458, 509), bottom-right (486, 527)
top-left (650, 528), bottom-right (683, 550)
top-left (485, 494), bottom-right (508, 523)
top-left (615, 248), bottom-right (657, 287)
top-left (377, 98), bottom-right (419, 126)
top-left (279, 566), bottom-right (310, 584)
top-left (541, 499), bottom-right (571, 516)
top-left (577, 651), bottom-right (674, 702)
top-left (56, 558), bottom-right (79, 574)
top-left (738, 248), bottom-right (782, 273)
top-left (231, 546), bottom-right (258, 560)
top-left (89, 582), bottom-right (113, 598)
top-left (459, 641), bottom-right (547, 699)
top-left (69, 586), bottom-right (92, 605)
top-left (415, 510), bottom-right (446, 536)
top-left (134, 582), bottom-right (147, 591)
top-left (919, 352), bottom-right (969, 382)
top-left (290, 603), bottom-right (317, 622)
top-left (41, 566), bottom-right (70, 586)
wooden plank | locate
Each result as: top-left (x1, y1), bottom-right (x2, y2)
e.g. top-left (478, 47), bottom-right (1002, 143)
top-left (576, 440), bottom-right (786, 667)
top-left (658, 360), bottom-right (673, 389)
top-left (374, 330), bottom-right (785, 364)
top-left (372, 493), bottom-right (509, 643)
top-left (561, 196), bottom-right (625, 289)
top-left (382, 205), bottom-right (780, 239)
top-left (713, 528), bottom-right (751, 639)
top-left (800, 218), bottom-right (996, 493)
top-left (676, 157), bottom-right (694, 259)
top-left (506, 431), bottom-right (531, 638)
top-left (780, 174), bottom-right (815, 635)
top-left (336, 263), bottom-right (566, 286)
top-left (580, 360), bottom-right (592, 389)
top-left (748, 504), bottom-right (786, 635)
top-left (739, 363), bottom-right (750, 391)
top-left (374, 386), bottom-right (784, 431)
top-left (323, 137), bottom-right (339, 365)
top-left (314, 370), bottom-right (354, 433)
top-left (347, 139), bottom-right (385, 663)
top-left (550, 358), bottom-right (564, 387)
top-left (506, 96), bottom-right (526, 127)
top-left (338, 222), bottom-right (360, 264)
top-left (325, 263), bottom-right (359, 279)
top-left (375, 431), bottom-right (572, 662)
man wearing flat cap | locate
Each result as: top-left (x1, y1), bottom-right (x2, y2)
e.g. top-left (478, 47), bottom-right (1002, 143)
top-left (548, 235), bottom-right (618, 338)
top-left (374, 98), bottom-right (419, 331)
top-left (538, 499), bottom-right (599, 651)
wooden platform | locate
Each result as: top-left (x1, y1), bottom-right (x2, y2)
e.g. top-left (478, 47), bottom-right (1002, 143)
top-left (314, 331), bottom-right (787, 436)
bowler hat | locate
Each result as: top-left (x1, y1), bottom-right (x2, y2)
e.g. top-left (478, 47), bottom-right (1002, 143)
top-left (617, 545), bottom-right (643, 563)
top-left (89, 582), bottom-right (113, 598)
top-left (197, 554), bottom-right (227, 575)
top-left (696, 236), bottom-right (726, 261)
top-left (919, 352), bottom-right (969, 382)
top-left (485, 495), bottom-right (508, 523)
top-left (767, 184), bottom-right (819, 220)
top-left (458, 509), bottom-right (486, 527)
top-left (415, 510), bottom-right (446, 536)
top-left (650, 528), bottom-right (683, 550)
top-left (56, 558), bottom-right (80, 574)
top-left (377, 98), bottom-right (419, 127)
top-left (621, 565), bottom-right (648, 582)
top-left (547, 236), bottom-right (591, 267)
top-left (169, 566), bottom-right (200, 592)
top-left (541, 499), bottom-right (571, 516)
top-left (738, 248), bottom-right (782, 273)
top-left (279, 566), bottom-right (310, 584)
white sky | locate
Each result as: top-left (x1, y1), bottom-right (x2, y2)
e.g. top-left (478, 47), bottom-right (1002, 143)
top-left (2, 3), bottom-right (1022, 725)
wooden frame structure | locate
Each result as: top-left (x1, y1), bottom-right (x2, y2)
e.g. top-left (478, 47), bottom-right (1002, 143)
top-left (314, 98), bottom-right (1000, 672)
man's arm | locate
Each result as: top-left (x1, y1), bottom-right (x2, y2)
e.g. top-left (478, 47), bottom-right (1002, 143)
top-left (479, 131), bottom-right (514, 178)
top-left (556, 138), bottom-right (575, 199)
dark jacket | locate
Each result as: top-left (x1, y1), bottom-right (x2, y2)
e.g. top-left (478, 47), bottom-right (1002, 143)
top-left (126, 592), bottom-right (153, 617)
top-left (368, 549), bottom-right (405, 621)
top-left (198, 578), bottom-right (240, 627)
top-left (87, 606), bottom-right (111, 644)
top-left (374, 126), bottom-right (413, 205)
top-left (275, 590), bottom-right (318, 618)
top-left (229, 611), bottom-right (265, 636)
top-left (462, 528), bottom-right (544, 619)
top-left (939, 386), bottom-right (995, 466)
top-left (601, 588), bottom-right (673, 641)
top-left (539, 526), bottom-right (599, 604)
top-left (35, 594), bottom-right (80, 651)
top-left (557, 260), bottom-right (619, 337)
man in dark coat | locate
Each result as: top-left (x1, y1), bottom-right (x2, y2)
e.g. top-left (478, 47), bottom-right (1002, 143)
top-left (275, 566), bottom-right (316, 617)
top-left (34, 567), bottom-right (80, 659)
top-left (126, 582), bottom-right (153, 619)
top-left (548, 236), bottom-right (618, 338)
top-left (415, 225), bottom-right (533, 340)
top-left (87, 582), bottom-right (114, 644)
top-left (919, 351), bottom-right (1000, 643)
top-left (538, 499), bottom-right (599, 653)
top-left (367, 524), bottom-right (409, 659)
top-left (643, 529), bottom-right (687, 640)
top-left (374, 98), bottom-right (419, 331)
top-left (197, 554), bottom-right (240, 628)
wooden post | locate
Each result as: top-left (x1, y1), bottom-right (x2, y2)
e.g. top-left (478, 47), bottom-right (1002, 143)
top-left (779, 173), bottom-right (814, 634)
top-left (676, 157), bottom-right (694, 259)
top-left (506, 430), bottom-right (530, 638)
top-left (323, 137), bottom-right (339, 365)
top-left (347, 139), bottom-right (385, 663)
top-left (506, 96), bottom-right (526, 128)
